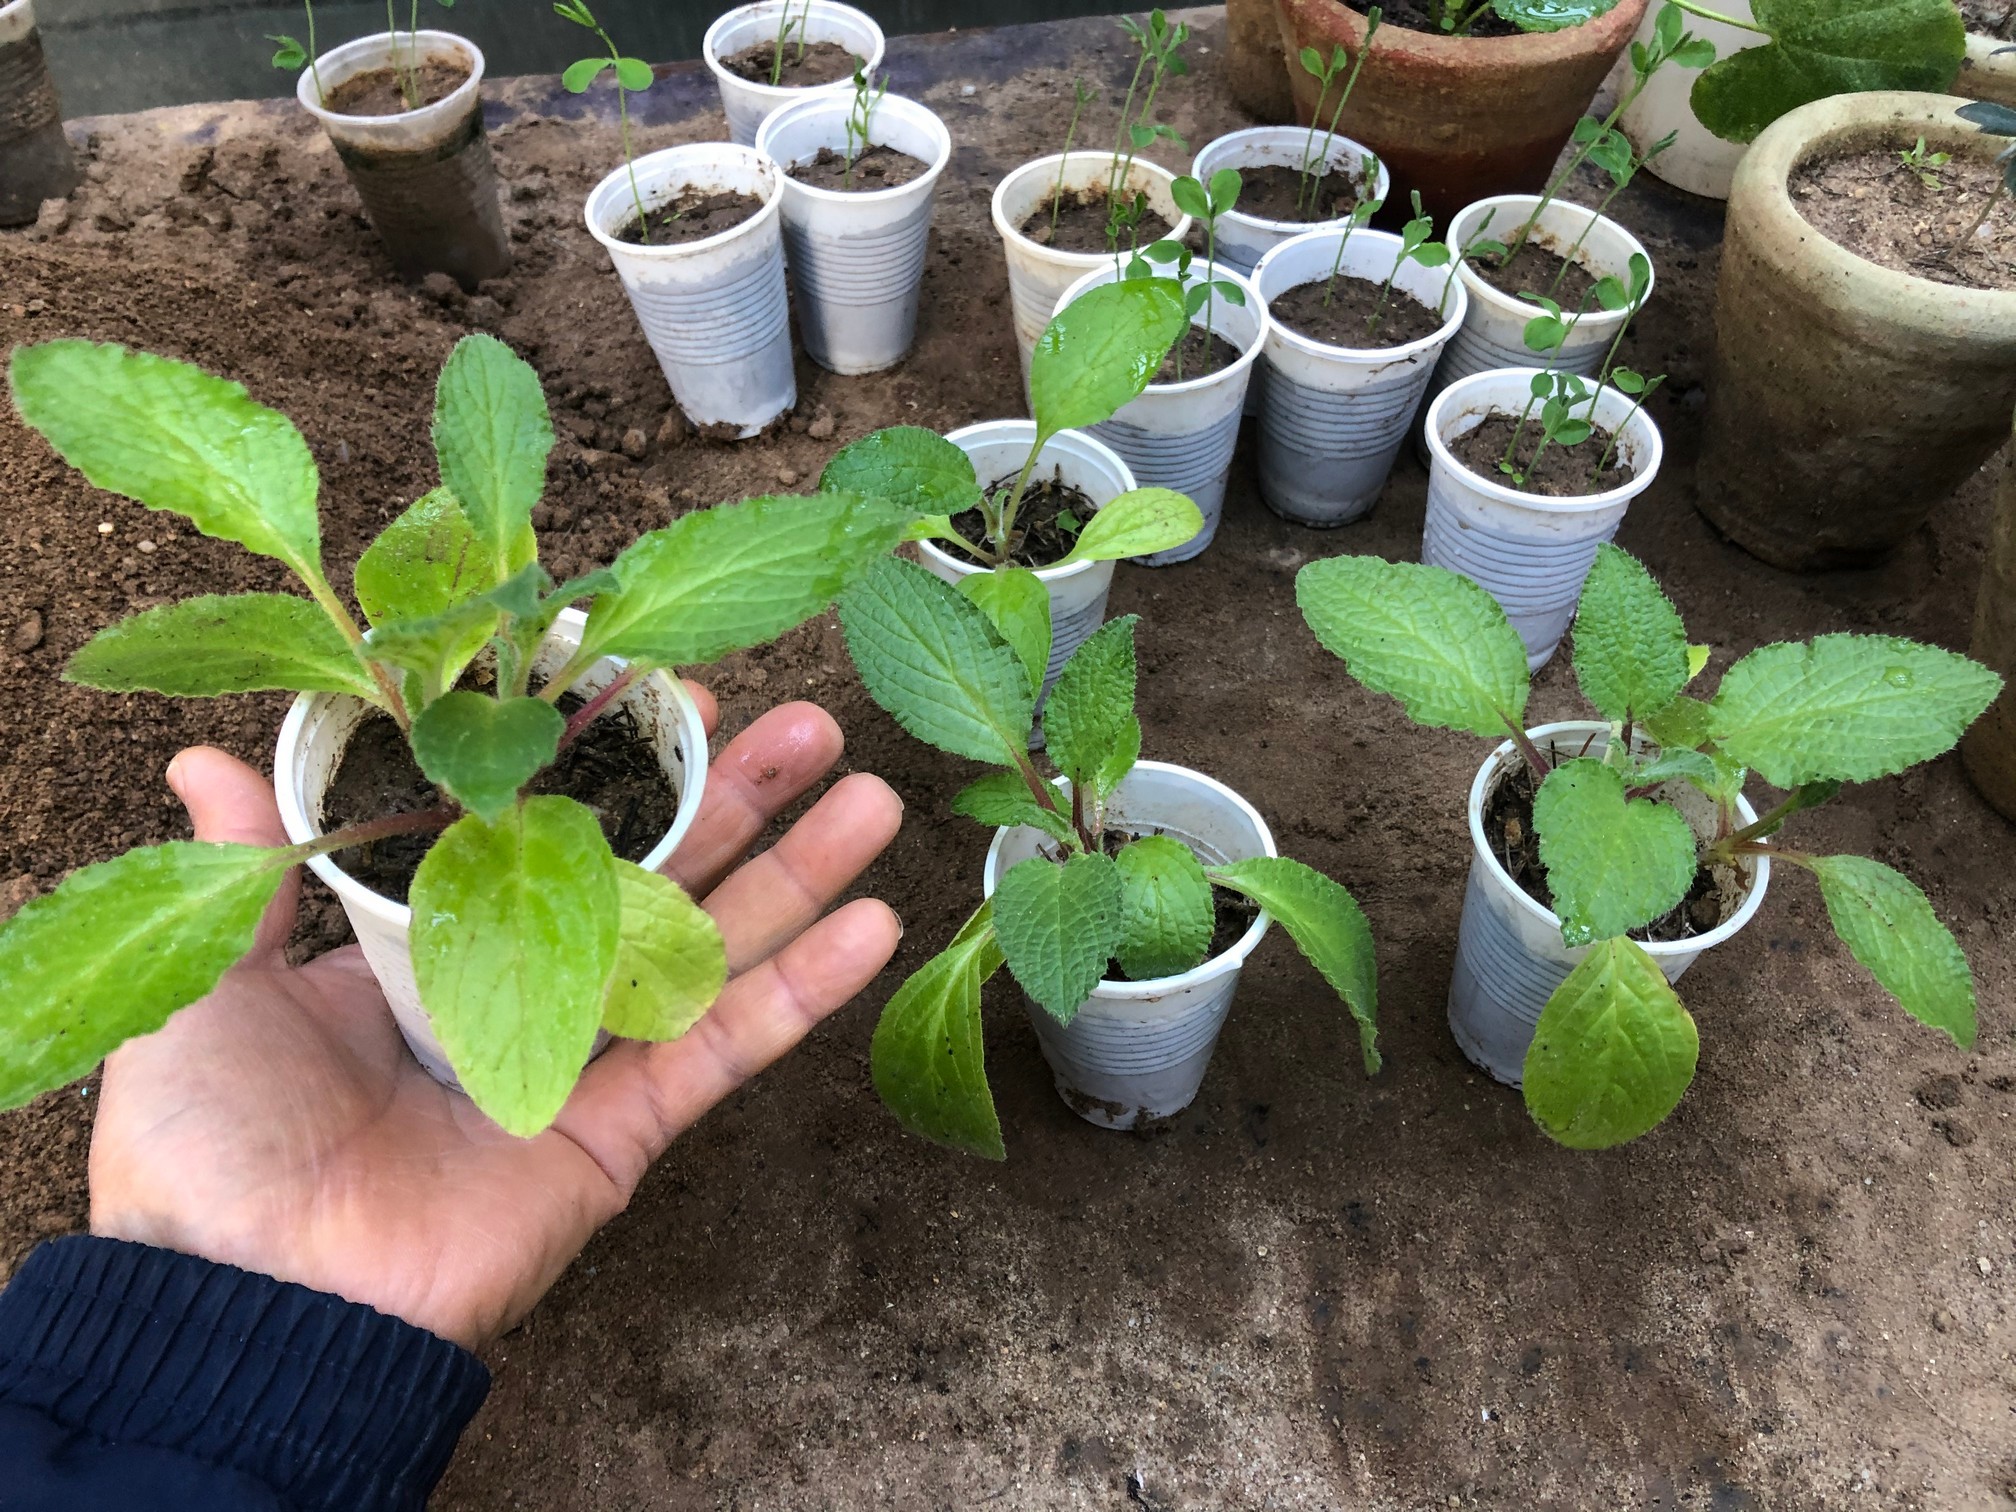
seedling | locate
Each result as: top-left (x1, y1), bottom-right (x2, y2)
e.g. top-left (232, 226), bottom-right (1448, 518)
top-left (842, 53), bottom-right (886, 191)
top-left (1589, 368), bottom-right (1665, 477)
top-left (1365, 190), bottom-right (1451, 339)
top-left (0, 335), bottom-right (911, 1137)
top-left (387, 0), bottom-right (459, 111)
top-left (268, 0), bottom-right (326, 105)
top-left (839, 568), bottom-right (1379, 1158)
top-left (1436, 206), bottom-right (1507, 317)
top-left (1424, 0), bottom-right (1623, 38)
top-left (766, 0), bottom-right (811, 86)
top-left (1049, 78), bottom-right (1097, 241)
top-left (1898, 135), bottom-right (1951, 191)
top-left (1105, 9), bottom-right (1192, 253)
top-left (1537, 125), bottom-right (1674, 299)
top-left (557, 0), bottom-right (655, 243)
top-left (1132, 170), bottom-right (1248, 381)
top-left (1314, 155), bottom-right (1387, 308)
top-left (1494, 254), bottom-right (1652, 488)
top-left (1293, 6), bottom-right (1380, 216)
top-left (1954, 101), bottom-right (2016, 248)
top-left (1296, 546), bottom-right (2000, 1148)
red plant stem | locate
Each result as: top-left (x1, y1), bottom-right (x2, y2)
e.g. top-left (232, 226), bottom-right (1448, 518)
top-left (557, 666), bottom-right (641, 753)
top-left (300, 806), bottom-right (455, 858)
top-left (1502, 716), bottom-right (1551, 783)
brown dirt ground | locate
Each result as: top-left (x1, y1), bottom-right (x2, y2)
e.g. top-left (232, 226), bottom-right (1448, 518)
top-left (2, 10), bottom-right (2014, 1510)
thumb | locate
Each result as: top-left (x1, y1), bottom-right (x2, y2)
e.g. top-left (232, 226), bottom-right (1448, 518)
top-left (166, 745), bottom-right (299, 955)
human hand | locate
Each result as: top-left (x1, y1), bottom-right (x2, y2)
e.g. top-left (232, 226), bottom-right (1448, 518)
top-left (85, 688), bottom-right (902, 1350)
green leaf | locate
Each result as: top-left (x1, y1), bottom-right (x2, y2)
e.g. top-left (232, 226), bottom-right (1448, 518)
top-left (818, 425), bottom-right (981, 517)
top-left (1169, 174), bottom-right (1210, 220)
top-left (1808, 856), bottom-right (1975, 1049)
top-left (270, 34), bottom-right (306, 68)
top-left (0, 842), bottom-right (291, 1109)
top-left (958, 568), bottom-right (1051, 703)
top-left (9, 341), bottom-right (322, 583)
top-left (581, 493), bottom-right (911, 668)
top-left (1296, 557), bottom-right (1529, 739)
top-left (1709, 634), bottom-right (2003, 787)
top-left (613, 56), bottom-right (655, 90)
top-left (408, 692), bottom-right (565, 823)
top-left (1533, 758), bottom-right (1697, 947)
top-left (562, 56), bottom-right (610, 92)
top-left (992, 853), bottom-right (1124, 1023)
top-left (1030, 279), bottom-right (1188, 437)
top-left (1685, 643), bottom-right (1712, 683)
top-left (1641, 691), bottom-right (1714, 750)
top-left (951, 771), bottom-right (1074, 844)
top-left (1212, 856), bottom-right (1380, 1073)
top-left (602, 861), bottom-right (726, 1041)
top-left (1627, 748), bottom-right (1721, 790)
top-left (432, 335), bottom-right (554, 577)
top-left (839, 557), bottom-right (1034, 766)
top-left (871, 902), bottom-right (1007, 1159)
top-left (1056, 488), bottom-right (1205, 566)
top-left (1492, 0), bottom-right (1620, 33)
top-left (65, 593), bottom-right (376, 700)
top-left (1571, 544), bottom-right (1688, 724)
top-left (1044, 615), bottom-right (1140, 802)
top-left (354, 487), bottom-right (536, 629)
top-left (1523, 937), bottom-right (1698, 1149)
top-left (410, 797), bottom-right (620, 1137)
top-left (1113, 836), bottom-right (1213, 981)
top-left (361, 596), bottom-right (500, 699)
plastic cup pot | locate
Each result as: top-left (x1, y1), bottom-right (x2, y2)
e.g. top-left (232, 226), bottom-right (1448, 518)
top-left (1251, 227), bottom-right (1469, 527)
top-left (990, 151), bottom-right (1193, 388)
top-left (1053, 263), bottom-right (1266, 564)
top-left (0, 0), bottom-right (78, 228)
top-left (755, 91), bottom-right (951, 375)
top-left (703, 0), bottom-right (885, 148)
top-left (1189, 126), bottom-right (1390, 276)
top-left (1449, 722), bottom-right (1770, 1085)
top-left (584, 143), bottom-right (794, 439)
top-left (1421, 366), bottom-right (1663, 671)
top-left (1617, 0), bottom-right (1758, 199)
top-left (984, 761), bottom-right (1278, 1128)
top-left (296, 31), bottom-right (511, 288)
top-left (274, 609), bottom-right (710, 1090)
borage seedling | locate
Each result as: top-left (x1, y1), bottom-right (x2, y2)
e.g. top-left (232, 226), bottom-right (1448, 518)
top-left (1129, 170), bottom-right (1247, 382)
top-left (558, 0), bottom-right (656, 242)
top-left (1105, 9), bottom-right (1192, 253)
top-left (0, 335), bottom-right (911, 1137)
top-left (1293, 6), bottom-right (1380, 217)
top-left (842, 53), bottom-right (886, 190)
top-left (1296, 546), bottom-right (2000, 1148)
top-left (840, 565), bottom-right (1379, 1158)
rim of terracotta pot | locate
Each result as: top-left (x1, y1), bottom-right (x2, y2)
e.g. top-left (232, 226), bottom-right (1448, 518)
top-left (1276, 0), bottom-right (1648, 65)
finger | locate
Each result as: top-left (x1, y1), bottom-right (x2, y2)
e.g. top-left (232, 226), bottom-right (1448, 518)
top-left (681, 678), bottom-right (719, 739)
top-left (661, 702), bottom-right (845, 898)
top-left (166, 746), bottom-right (300, 957)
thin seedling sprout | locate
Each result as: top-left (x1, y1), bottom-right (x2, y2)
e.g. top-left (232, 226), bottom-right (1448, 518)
top-left (557, 0), bottom-right (656, 243)
top-left (268, 0), bottom-right (326, 106)
top-left (1898, 135), bottom-right (1951, 192)
top-left (842, 54), bottom-right (886, 191)
top-left (1130, 170), bottom-right (1247, 382)
top-left (767, 0), bottom-right (811, 86)
top-left (1293, 6), bottom-right (1380, 217)
top-left (1104, 10), bottom-right (1191, 254)
top-left (1049, 79), bottom-right (1096, 241)
top-left (1317, 154), bottom-right (1387, 309)
top-left (1364, 190), bottom-right (1450, 340)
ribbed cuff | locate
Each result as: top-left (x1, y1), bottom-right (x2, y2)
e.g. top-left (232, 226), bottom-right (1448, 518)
top-left (0, 1237), bottom-right (489, 1512)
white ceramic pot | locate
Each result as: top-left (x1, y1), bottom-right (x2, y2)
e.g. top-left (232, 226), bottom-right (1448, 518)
top-left (1422, 366), bottom-right (1664, 670)
top-left (703, 0), bottom-right (886, 147)
top-left (1449, 722), bottom-right (1770, 1085)
top-left (1189, 124), bottom-right (1390, 275)
top-left (1252, 227), bottom-right (1469, 527)
top-left (274, 608), bottom-right (711, 1088)
top-left (1617, 0), bottom-right (1758, 200)
top-left (984, 761), bottom-right (1278, 1128)
top-left (1053, 263), bottom-right (1266, 564)
top-left (755, 91), bottom-right (951, 375)
top-left (584, 143), bottom-right (793, 438)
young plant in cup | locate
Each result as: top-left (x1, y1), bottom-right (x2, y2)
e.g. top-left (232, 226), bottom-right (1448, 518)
top-left (558, 0), bottom-right (657, 241)
top-left (1104, 9), bottom-right (1193, 252)
top-left (1293, 6), bottom-right (1382, 217)
top-left (1044, 79), bottom-right (1098, 241)
top-left (1128, 170), bottom-right (1248, 381)
top-left (268, 0), bottom-right (327, 102)
top-left (765, 0), bottom-right (809, 84)
top-left (837, 52), bottom-right (887, 190)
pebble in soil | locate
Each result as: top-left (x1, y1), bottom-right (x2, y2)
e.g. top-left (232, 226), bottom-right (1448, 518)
top-left (721, 39), bottom-right (858, 87)
top-left (1269, 273), bottom-right (1446, 349)
top-left (323, 58), bottom-right (470, 117)
top-left (1448, 413), bottom-right (1637, 497)
top-left (1791, 148), bottom-right (2016, 293)
top-left (949, 469), bottom-right (1099, 569)
top-left (1019, 186), bottom-right (1174, 253)
top-left (787, 144), bottom-right (928, 193)
top-left (618, 186), bottom-right (764, 247)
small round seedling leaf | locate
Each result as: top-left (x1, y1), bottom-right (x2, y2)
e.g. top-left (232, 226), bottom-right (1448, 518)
top-left (563, 56), bottom-right (612, 92)
top-left (614, 56), bottom-right (655, 90)
top-left (1533, 758), bottom-right (1697, 948)
top-left (409, 692), bottom-right (565, 823)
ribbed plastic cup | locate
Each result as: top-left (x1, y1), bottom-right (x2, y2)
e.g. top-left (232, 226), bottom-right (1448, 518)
top-left (1189, 125), bottom-right (1389, 276)
top-left (1054, 263), bottom-right (1266, 565)
top-left (297, 31), bottom-right (510, 288)
top-left (755, 91), bottom-right (950, 375)
top-left (1422, 367), bottom-right (1663, 670)
top-left (584, 143), bottom-right (794, 438)
top-left (0, 0), bottom-right (78, 227)
top-left (703, 0), bottom-right (885, 148)
top-left (984, 761), bottom-right (1278, 1128)
top-left (1449, 722), bottom-right (1770, 1085)
top-left (1252, 228), bottom-right (1469, 527)
top-left (274, 609), bottom-right (710, 1090)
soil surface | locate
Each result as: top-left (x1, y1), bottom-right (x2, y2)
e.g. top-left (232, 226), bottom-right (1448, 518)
top-left (787, 143), bottom-right (927, 192)
top-left (721, 38), bottom-right (858, 88)
top-left (951, 470), bottom-right (1096, 568)
top-left (1349, 0), bottom-right (1523, 39)
top-left (1271, 271), bottom-right (1446, 349)
top-left (1473, 234), bottom-right (1601, 307)
top-left (1237, 162), bottom-right (1364, 224)
top-left (1791, 147), bottom-right (2016, 293)
top-left (1018, 183), bottom-right (1174, 252)
top-left (323, 58), bottom-right (469, 118)
top-left (617, 185), bottom-right (762, 245)
top-left (1451, 413), bottom-right (1637, 496)
top-left (5, 11), bottom-right (2016, 1511)
top-left (1152, 323), bottom-right (1243, 384)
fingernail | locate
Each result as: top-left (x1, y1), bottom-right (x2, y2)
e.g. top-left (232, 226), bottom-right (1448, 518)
top-left (165, 751), bottom-right (188, 798)
top-left (893, 911), bottom-right (905, 941)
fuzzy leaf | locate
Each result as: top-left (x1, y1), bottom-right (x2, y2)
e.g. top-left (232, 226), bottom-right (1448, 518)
top-left (1212, 856), bottom-right (1379, 1073)
top-left (951, 771), bottom-right (1074, 843)
top-left (1523, 937), bottom-right (1698, 1148)
top-left (1641, 692), bottom-right (1714, 751)
top-left (408, 693), bottom-right (565, 823)
top-left (602, 862), bottom-right (726, 1041)
top-left (361, 597), bottom-right (501, 697)
top-left (65, 593), bottom-right (376, 700)
top-left (1809, 856), bottom-right (1975, 1050)
top-left (958, 568), bottom-right (1051, 703)
top-left (1113, 835), bottom-right (1213, 981)
top-left (355, 487), bottom-right (537, 629)
top-left (1533, 758), bottom-right (1697, 947)
top-left (1044, 616), bottom-right (1140, 801)
top-left (992, 853), bottom-right (1124, 1023)
top-left (432, 335), bottom-right (554, 576)
top-left (871, 903), bottom-right (1006, 1159)
top-left (1056, 488), bottom-right (1205, 566)
top-left (819, 425), bottom-right (981, 518)
top-left (1031, 280), bottom-right (1189, 437)
top-left (1572, 544), bottom-right (1688, 723)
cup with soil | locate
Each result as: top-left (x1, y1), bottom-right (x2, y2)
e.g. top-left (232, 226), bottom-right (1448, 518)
top-left (0, 0), bottom-right (78, 227)
top-left (1616, 0), bottom-right (1759, 200)
top-left (703, 0), bottom-right (885, 147)
top-left (1450, 721), bottom-right (1770, 1086)
top-left (754, 90), bottom-right (951, 375)
top-left (990, 151), bottom-right (1193, 389)
top-left (1053, 264), bottom-right (1268, 565)
top-left (982, 761), bottom-right (1278, 1129)
top-left (1696, 91), bottom-right (2016, 571)
top-left (1421, 366), bottom-right (1664, 670)
top-left (584, 142), bottom-right (794, 438)
top-left (1250, 226), bottom-right (1469, 526)
top-left (295, 30), bottom-right (510, 289)
top-left (1189, 125), bottom-right (1390, 275)
top-left (273, 608), bottom-right (711, 1089)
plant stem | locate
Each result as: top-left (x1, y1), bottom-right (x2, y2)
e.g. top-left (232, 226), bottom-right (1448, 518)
top-left (556, 665), bottom-right (642, 752)
top-left (1667, 0), bottom-right (1768, 33)
top-left (1958, 178), bottom-right (2008, 248)
top-left (385, 0), bottom-right (417, 110)
top-left (1051, 83), bottom-right (1089, 240)
top-left (613, 34), bottom-right (649, 245)
top-left (306, 0), bottom-right (325, 105)
top-left (1706, 789), bottom-right (1809, 857)
top-left (992, 438), bottom-right (1048, 561)
top-left (1107, 50), bottom-right (1151, 206)
top-left (1588, 384), bottom-right (1655, 486)
top-left (1501, 76), bottom-right (1649, 268)
top-left (1544, 185), bottom-right (1626, 301)
top-left (1501, 716), bottom-right (1552, 784)
top-left (297, 805), bottom-right (455, 860)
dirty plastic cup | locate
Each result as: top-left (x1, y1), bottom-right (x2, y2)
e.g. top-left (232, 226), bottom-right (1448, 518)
top-left (0, 0), bottom-right (78, 227)
top-left (1189, 125), bottom-right (1389, 275)
top-left (703, 0), bottom-right (885, 148)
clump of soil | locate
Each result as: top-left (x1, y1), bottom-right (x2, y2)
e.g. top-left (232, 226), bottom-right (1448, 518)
top-left (1352, 0), bottom-right (1521, 39)
top-left (1019, 185), bottom-right (1174, 253)
top-left (1238, 163), bottom-right (1365, 224)
top-left (319, 697), bottom-right (676, 902)
top-left (617, 186), bottom-right (764, 246)
top-left (324, 58), bottom-right (470, 117)
top-left (1153, 324), bottom-right (1245, 384)
top-left (1471, 236), bottom-right (1599, 307)
top-left (787, 144), bottom-right (928, 192)
top-left (1449, 412), bottom-right (1636, 496)
top-left (949, 468), bottom-right (1096, 568)
top-left (1270, 272), bottom-right (1446, 349)
top-left (721, 38), bottom-right (858, 87)
top-left (1790, 147), bottom-right (2016, 293)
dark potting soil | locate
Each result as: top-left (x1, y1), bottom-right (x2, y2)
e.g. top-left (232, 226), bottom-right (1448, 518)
top-left (1349, 0), bottom-right (1523, 39)
top-left (787, 144), bottom-right (929, 192)
top-left (1472, 237), bottom-right (1600, 308)
top-left (1153, 324), bottom-right (1245, 384)
top-left (319, 697), bottom-right (677, 902)
top-left (1018, 185), bottom-right (1174, 253)
top-left (1269, 272), bottom-right (1446, 349)
top-left (1962, 0), bottom-right (2016, 40)
top-left (323, 58), bottom-right (470, 117)
top-left (1237, 163), bottom-right (1366, 225)
top-left (1449, 413), bottom-right (1636, 497)
top-left (1790, 148), bottom-right (2016, 293)
top-left (949, 468), bottom-right (1097, 569)
top-left (721, 38), bottom-right (858, 87)
top-left (617, 187), bottom-right (764, 246)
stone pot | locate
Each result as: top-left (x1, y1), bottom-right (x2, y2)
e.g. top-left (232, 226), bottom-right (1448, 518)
top-left (1961, 30), bottom-right (2016, 110)
top-left (1964, 416), bottom-right (2016, 821)
top-left (0, 0), bottom-right (77, 227)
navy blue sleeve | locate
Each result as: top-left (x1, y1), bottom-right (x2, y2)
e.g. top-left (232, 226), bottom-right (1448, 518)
top-left (0, 1236), bottom-right (490, 1512)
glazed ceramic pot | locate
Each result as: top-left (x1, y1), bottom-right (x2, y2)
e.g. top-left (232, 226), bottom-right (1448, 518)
top-left (1963, 414), bottom-right (2016, 821)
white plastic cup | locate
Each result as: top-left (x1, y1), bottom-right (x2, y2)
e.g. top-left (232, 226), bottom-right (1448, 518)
top-left (1252, 227), bottom-right (1469, 527)
top-left (274, 608), bottom-right (710, 1089)
top-left (584, 143), bottom-right (794, 438)
top-left (1422, 366), bottom-right (1664, 670)
top-left (1053, 264), bottom-right (1266, 565)
top-left (755, 91), bottom-right (951, 375)
top-left (1449, 722), bottom-right (1770, 1085)
top-left (984, 761), bottom-right (1279, 1128)
top-left (990, 152), bottom-right (1193, 387)
top-left (1189, 125), bottom-right (1390, 276)
top-left (1618, 0), bottom-right (1758, 200)
top-left (703, 0), bottom-right (886, 148)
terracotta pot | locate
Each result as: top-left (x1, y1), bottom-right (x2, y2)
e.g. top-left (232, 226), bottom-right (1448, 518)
top-left (1963, 420), bottom-right (2016, 822)
top-left (1270, 0), bottom-right (1647, 224)
top-left (1695, 93), bottom-right (2016, 571)
top-left (1228, 0), bottom-right (1295, 124)
top-left (1960, 31), bottom-right (2016, 110)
